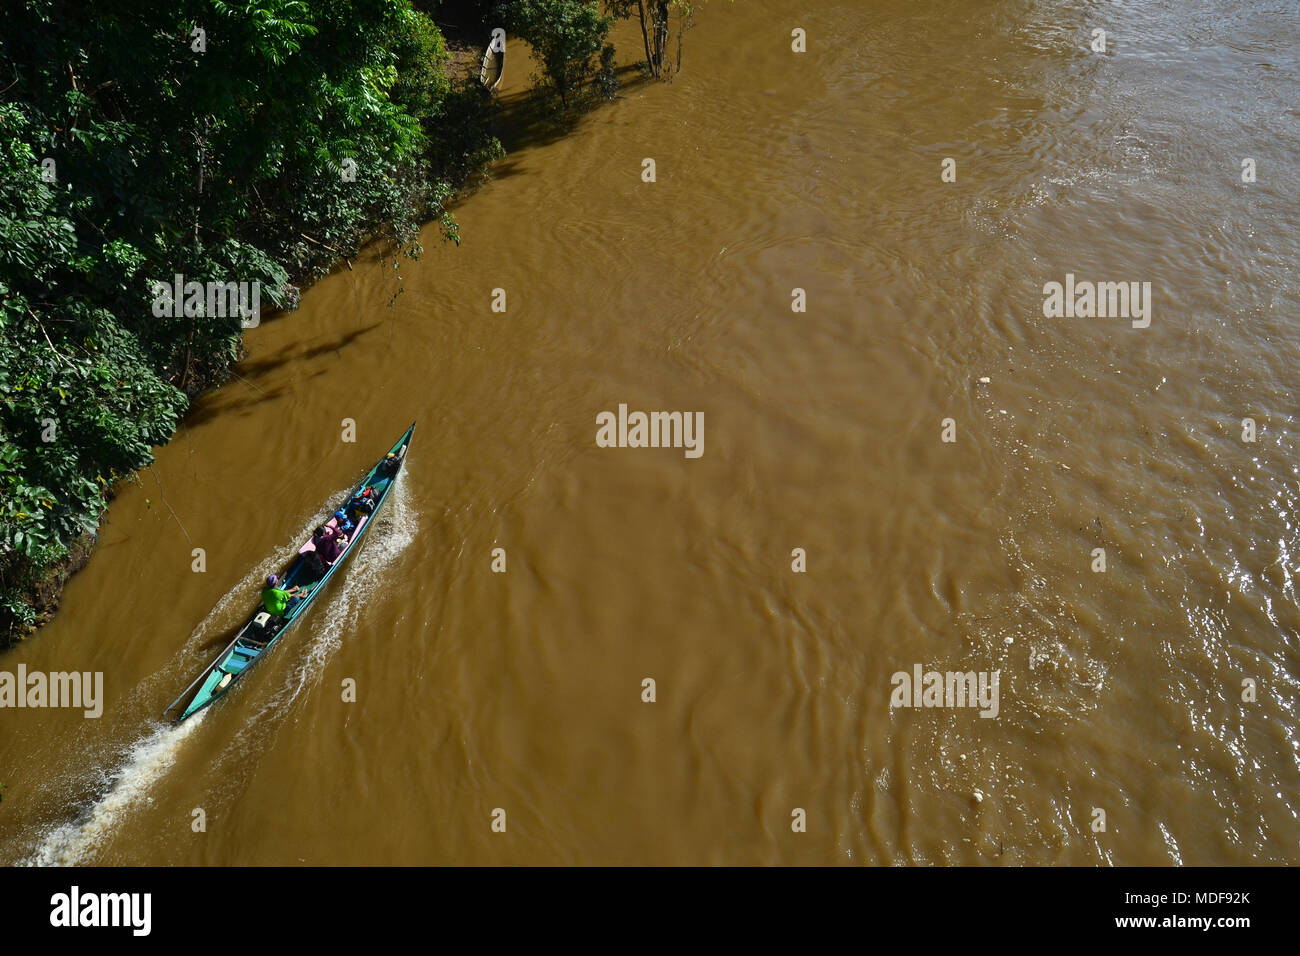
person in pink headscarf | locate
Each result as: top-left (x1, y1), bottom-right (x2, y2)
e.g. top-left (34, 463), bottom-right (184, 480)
top-left (312, 523), bottom-right (348, 564)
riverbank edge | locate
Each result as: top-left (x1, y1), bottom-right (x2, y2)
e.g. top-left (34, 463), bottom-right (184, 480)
top-left (2, 40), bottom-right (521, 649)
top-left (3, 22), bottom-right (639, 650)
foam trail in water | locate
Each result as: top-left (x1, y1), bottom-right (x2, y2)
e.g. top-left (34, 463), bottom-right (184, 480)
top-left (22, 478), bottom-right (417, 865)
top-left (20, 488), bottom-right (367, 864)
top-left (25, 713), bottom-right (207, 866)
top-left (272, 477), bottom-right (419, 712)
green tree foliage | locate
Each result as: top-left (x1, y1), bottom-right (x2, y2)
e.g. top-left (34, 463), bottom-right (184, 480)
top-left (0, 102), bottom-right (189, 630)
top-left (606, 0), bottom-right (701, 78)
top-left (495, 0), bottom-right (611, 106)
top-left (0, 0), bottom-right (507, 641)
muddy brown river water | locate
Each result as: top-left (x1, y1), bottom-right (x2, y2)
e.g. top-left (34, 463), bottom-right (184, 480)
top-left (2, 0), bottom-right (1299, 865)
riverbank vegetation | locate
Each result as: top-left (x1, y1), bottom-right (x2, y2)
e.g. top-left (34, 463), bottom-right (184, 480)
top-left (0, 0), bottom-right (707, 644)
top-left (608, 1), bottom-right (701, 79)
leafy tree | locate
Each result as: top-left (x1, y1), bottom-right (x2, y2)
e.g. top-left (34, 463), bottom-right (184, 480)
top-left (0, 103), bottom-right (188, 630)
top-left (0, 0), bottom-right (498, 641)
top-left (607, 0), bottom-right (701, 78)
top-left (495, 0), bottom-right (611, 106)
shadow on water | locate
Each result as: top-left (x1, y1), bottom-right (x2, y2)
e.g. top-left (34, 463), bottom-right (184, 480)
top-left (238, 322), bottom-right (386, 376)
top-left (492, 64), bottom-right (657, 157)
top-left (182, 383), bottom-right (296, 428)
top-left (443, 66), bottom-right (654, 204)
top-left (185, 61), bottom-right (655, 425)
top-left (179, 322), bottom-right (380, 427)
top-left (199, 623), bottom-right (244, 654)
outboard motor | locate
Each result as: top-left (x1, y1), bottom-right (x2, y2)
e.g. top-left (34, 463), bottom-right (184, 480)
top-left (248, 611), bottom-right (277, 642)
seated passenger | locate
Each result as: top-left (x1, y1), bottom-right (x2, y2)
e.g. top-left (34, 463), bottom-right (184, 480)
top-left (377, 452), bottom-right (400, 479)
top-left (300, 550), bottom-right (328, 584)
top-left (348, 487), bottom-right (377, 521)
top-left (310, 523), bottom-right (345, 563)
top-left (262, 574), bottom-right (304, 618)
top-left (312, 523), bottom-right (339, 555)
top-left (334, 509), bottom-right (354, 535)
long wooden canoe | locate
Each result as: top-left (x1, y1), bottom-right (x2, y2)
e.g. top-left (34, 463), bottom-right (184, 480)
top-left (164, 422), bottom-right (415, 721)
top-left (479, 39), bottom-right (504, 91)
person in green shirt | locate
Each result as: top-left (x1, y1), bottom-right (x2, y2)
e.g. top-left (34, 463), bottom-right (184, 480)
top-left (262, 574), bottom-right (304, 617)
